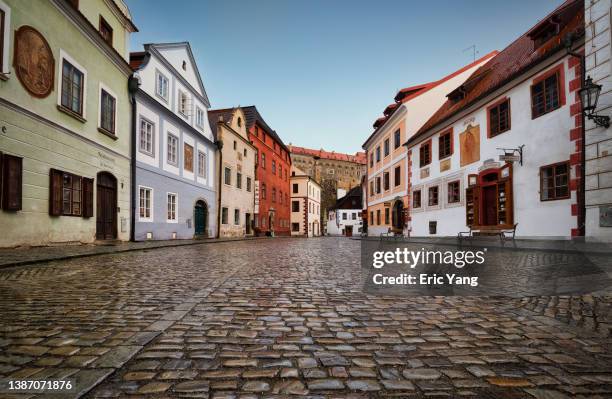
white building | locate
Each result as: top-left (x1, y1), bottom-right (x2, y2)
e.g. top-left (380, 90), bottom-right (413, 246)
top-left (290, 167), bottom-right (321, 237)
top-left (362, 51), bottom-right (497, 236)
top-left (584, 0), bottom-right (612, 241)
top-left (326, 186), bottom-right (363, 236)
top-left (407, 0), bottom-right (584, 238)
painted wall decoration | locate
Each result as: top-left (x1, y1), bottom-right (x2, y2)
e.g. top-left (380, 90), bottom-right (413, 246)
top-left (460, 124), bottom-right (480, 167)
top-left (13, 26), bottom-right (54, 98)
top-left (440, 158), bottom-right (451, 172)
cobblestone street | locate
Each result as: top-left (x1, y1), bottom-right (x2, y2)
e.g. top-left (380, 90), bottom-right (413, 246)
top-left (0, 238), bottom-right (611, 398)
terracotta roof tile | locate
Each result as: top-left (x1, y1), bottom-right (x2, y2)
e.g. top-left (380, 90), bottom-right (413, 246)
top-left (410, 0), bottom-right (584, 144)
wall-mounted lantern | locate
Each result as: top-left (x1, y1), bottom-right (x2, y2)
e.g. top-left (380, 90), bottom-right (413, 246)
top-left (579, 76), bottom-right (610, 128)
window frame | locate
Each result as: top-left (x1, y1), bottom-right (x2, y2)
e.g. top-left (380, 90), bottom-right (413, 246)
top-left (487, 97), bottom-right (511, 138)
top-left (292, 200), bottom-right (300, 212)
top-left (167, 133), bottom-right (179, 166)
top-left (530, 64), bottom-right (565, 119)
top-left (394, 165), bottom-right (401, 187)
top-left (221, 207), bottom-right (228, 224)
top-left (540, 161), bottom-right (570, 201)
top-left (447, 180), bottom-right (460, 204)
top-left (383, 138), bottom-right (390, 157)
top-left (98, 83), bottom-right (117, 137)
top-left (234, 209), bottom-right (240, 225)
top-left (383, 171), bottom-right (390, 191)
top-left (195, 106), bottom-right (205, 128)
top-left (413, 189), bottom-right (422, 209)
top-left (438, 130), bottom-right (453, 160)
top-left (178, 89), bottom-right (189, 117)
top-left (139, 117), bottom-right (155, 156)
top-left (155, 69), bottom-right (169, 102)
top-left (138, 185), bottom-right (153, 222)
top-left (198, 150), bottom-right (206, 178)
top-left (98, 15), bottom-right (113, 46)
top-left (58, 52), bottom-right (87, 119)
top-left (419, 140), bottom-right (431, 167)
top-left (224, 166), bottom-right (232, 186)
top-left (394, 129), bottom-right (401, 149)
top-left (166, 192), bottom-right (178, 223)
top-left (428, 185), bottom-right (439, 207)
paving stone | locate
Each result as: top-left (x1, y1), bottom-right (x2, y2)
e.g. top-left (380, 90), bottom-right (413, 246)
top-left (174, 380), bottom-right (210, 393)
top-left (137, 382), bottom-right (172, 394)
top-left (241, 380), bottom-right (270, 392)
top-left (486, 377), bottom-right (534, 387)
top-left (272, 380), bottom-right (308, 395)
top-left (380, 379), bottom-right (416, 390)
top-left (402, 368), bottom-right (443, 380)
top-left (307, 379), bottom-right (345, 390)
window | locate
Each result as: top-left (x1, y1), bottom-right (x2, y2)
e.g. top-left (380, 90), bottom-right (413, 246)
top-left (139, 186), bottom-right (152, 220)
top-left (261, 153), bottom-right (266, 169)
top-left (178, 90), bottom-right (189, 116)
top-left (272, 160), bottom-right (276, 174)
top-left (540, 162), bottom-right (569, 200)
top-left (184, 143), bottom-right (194, 172)
top-left (394, 166), bottom-right (401, 187)
top-left (100, 89), bottom-right (116, 134)
top-left (236, 172), bottom-right (242, 189)
top-left (531, 70), bottom-right (561, 118)
top-left (448, 181), bottom-right (460, 203)
top-left (0, 154), bottom-right (23, 211)
top-left (292, 223), bottom-right (300, 232)
top-left (261, 216), bottom-right (266, 227)
top-left (394, 129), bottom-right (401, 149)
top-left (167, 134), bottom-right (178, 165)
top-left (224, 167), bottom-right (231, 185)
top-left (413, 190), bottom-right (421, 208)
top-left (383, 172), bottom-right (390, 191)
top-left (428, 186), bottom-right (439, 206)
top-left (244, 148), bottom-right (247, 157)
top-left (198, 151), bottom-right (206, 177)
top-left (234, 209), bottom-right (240, 225)
top-left (369, 181), bottom-right (374, 196)
top-left (369, 153), bottom-right (373, 167)
top-left (61, 59), bottom-right (84, 116)
top-left (99, 16), bottom-right (113, 46)
top-left (139, 118), bottom-right (154, 155)
top-left (438, 131), bottom-right (452, 159)
top-left (238, 117), bottom-right (242, 127)
top-left (384, 138), bottom-right (390, 157)
top-left (195, 107), bottom-right (205, 128)
top-left (419, 141), bottom-right (431, 167)
top-left (293, 183), bottom-right (298, 193)
top-left (246, 177), bottom-right (252, 192)
top-left (156, 71), bottom-right (169, 101)
top-left (272, 187), bottom-right (276, 202)
top-left (384, 208), bottom-right (389, 224)
top-left (376, 146), bottom-right (381, 162)
top-left (233, 141), bottom-right (237, 150)
top-left (376, 209), bottom-right (381, 225)
top-left (167, 193), bottom-right (177, 222)
top-left (376, 176), bottom-right (381, 194)
top-left (261, 183), bottom-right (266, 199)
top-left (489, 99), bottom-right (511, 137)
top-left (370, 211), bottom-right (374, 225)
top-left (221, 207), bottom-right (228, 224)
top-left (342, 212), bottom-right (347, 220)
top-left (292, 200), bottom-right (300, 212)
top-left (352, 213), bottom-right (357, 220)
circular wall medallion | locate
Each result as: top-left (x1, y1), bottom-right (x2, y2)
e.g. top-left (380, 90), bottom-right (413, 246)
top-left (13, 26), bottom-right (54, 98)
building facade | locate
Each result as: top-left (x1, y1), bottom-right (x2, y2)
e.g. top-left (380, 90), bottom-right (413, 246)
top-left (209, 108), bottom-right (255, 237)
top-left (363, 53), bottom-right (495, 236)
top-left (290, 167), bottom-right (321, 237)
top-left (407, 0), bottom-right (584, 238)
top-left (584, 0), bottom-right (612, 241)
top-left (288, 145), bottom-right (366, 232)
top-left (326, 186), bottom-right (363, 236)
top-left (242, 106), bottom-right (291, 236)
top-left (0, 0), bottom-right (136, 247)
top-left (130, 42), bottom-right (217, 240)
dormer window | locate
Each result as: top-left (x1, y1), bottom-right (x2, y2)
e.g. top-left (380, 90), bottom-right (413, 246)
top-left (528, 17), bottom-right (560, 50)
top-left (99, 16), bottom-right (113, 46)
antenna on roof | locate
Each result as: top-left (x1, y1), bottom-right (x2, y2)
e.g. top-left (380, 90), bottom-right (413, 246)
top-left (463, 45), bottom-right (478, 62)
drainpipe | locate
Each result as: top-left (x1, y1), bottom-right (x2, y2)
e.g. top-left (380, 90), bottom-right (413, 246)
top-left (216, 135), bottom-right (224, 239)
top-left (305, 178), bottom-right (310, 237)
top-left (127, 74), bottom-right (140, 242)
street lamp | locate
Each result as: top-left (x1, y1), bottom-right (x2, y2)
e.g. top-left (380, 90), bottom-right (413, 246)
top-left (579, 76), bottom-right (610, 128)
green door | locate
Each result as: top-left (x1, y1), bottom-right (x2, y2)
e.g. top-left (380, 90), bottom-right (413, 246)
top-left (194, 200), bottom-right (207, 236)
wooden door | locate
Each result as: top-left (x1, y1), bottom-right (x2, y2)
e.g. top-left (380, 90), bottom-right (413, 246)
top-left (194, 201), bottom-right (206, 236)
top-left (96, 172), bottom-right (117, 240)
top-left (345, 226), bottom-right (353, 237)
top-left (482, 185), bottom-right (497, 226)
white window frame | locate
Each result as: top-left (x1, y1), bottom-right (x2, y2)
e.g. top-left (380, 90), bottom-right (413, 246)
top-left (195, 106), bottom-right (204, 128)
top-left (198, 150), bottom-right (206, 178)
top-left (155, 69), bottom-right (169, 102)
top-left (0, 1), bottom-right (11, 75)
top-left (138, 117), bottom-right (154, 156)
top-left (167, 133), bottom-right (179, 166)
top-left (234, 208), bottom-right (240, 225)
top-left (166, 192), bottom-right (178, 223)
top-left (98, 82), bottom-right (117, 135)
top-left (178, 89), bottom-right (189, 117)
top-left (57, 49), bottom-right (88, 119)
top-left (138, 186), bottom-right (153, 222)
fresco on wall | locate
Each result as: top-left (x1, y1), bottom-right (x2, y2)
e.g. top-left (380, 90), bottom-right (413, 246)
top-left (460, 124), bottom-right (480, 167)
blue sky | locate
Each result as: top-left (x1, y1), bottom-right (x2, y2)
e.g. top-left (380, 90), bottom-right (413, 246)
top-left (125, 0), bottom-right (564, 154)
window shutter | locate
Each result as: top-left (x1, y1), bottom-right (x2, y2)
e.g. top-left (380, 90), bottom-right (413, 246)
top-left (473, 186), bottom-right (481, 227)
top-left (82, 177), bottom-right (94, 218)
top-left (49, 169), bottom-right (63, 216)
top-left (505, 179), bottom-right (513, 225)
top-left (2, 155), bottom-right (23, 211)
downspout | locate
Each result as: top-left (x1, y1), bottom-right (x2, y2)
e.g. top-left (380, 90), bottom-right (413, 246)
top-left (127, 74), bottom-right (140, 242)
top-left (216, 132), bottom-right (224, 238)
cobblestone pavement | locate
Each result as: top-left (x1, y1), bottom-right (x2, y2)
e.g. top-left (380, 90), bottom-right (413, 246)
top-left (0, 238), bottom-right (611, 398)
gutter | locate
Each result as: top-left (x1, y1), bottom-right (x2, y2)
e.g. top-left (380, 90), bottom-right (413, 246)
top-left (216, 134), bottom-right (224, 238)
top-left (128, 74), bottom-right (140, 242)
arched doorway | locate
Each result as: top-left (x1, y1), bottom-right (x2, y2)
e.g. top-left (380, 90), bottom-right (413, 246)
top-left (391, 200), bottom-right (404, 231)
top-left (194, 200), bottom-right (208, 236)
top-left (96, 172), bottom-right (117, 240)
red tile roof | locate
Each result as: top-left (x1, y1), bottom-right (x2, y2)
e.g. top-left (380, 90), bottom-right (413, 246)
top-left (409, 0), bottom-right (584, 145)
top-left (363, 50), bottom-right (499, 148)
top-left (129, 51), bottom-right (146, 70)
top-left (289, 145), bottom-right (366, 164)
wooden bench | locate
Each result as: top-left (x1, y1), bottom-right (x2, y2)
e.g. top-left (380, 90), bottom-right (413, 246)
top-left (458, 223), bottom-right (518, 242)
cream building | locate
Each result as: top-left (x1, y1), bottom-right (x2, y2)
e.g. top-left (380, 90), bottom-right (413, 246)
top-left (209, 108), bottom-right (256, 237)
top-left (290, 166), bottom-right (321, 237)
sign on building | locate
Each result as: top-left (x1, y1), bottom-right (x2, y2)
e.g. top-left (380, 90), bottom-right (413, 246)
top-left (254, 180), bottom-right (260, 214)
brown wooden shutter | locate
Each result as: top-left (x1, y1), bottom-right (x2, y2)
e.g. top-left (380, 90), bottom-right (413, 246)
top-left (473, 186), bottom-right (481, 227)
top-left (49, 169), bottom-right (63, 216)
top-left (505, 179), bottom-right (513, 225)
top-left (82, 177), bottom-right (94, 218)
top-left (2, 155), bottom-right (23, 211)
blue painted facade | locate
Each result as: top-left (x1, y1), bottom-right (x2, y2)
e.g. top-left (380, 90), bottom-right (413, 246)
top-left (131, 43), bottom-right (217, 240)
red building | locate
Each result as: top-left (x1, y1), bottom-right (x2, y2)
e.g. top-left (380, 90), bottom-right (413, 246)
top-left (241, 106), bottom-right (291, 236)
